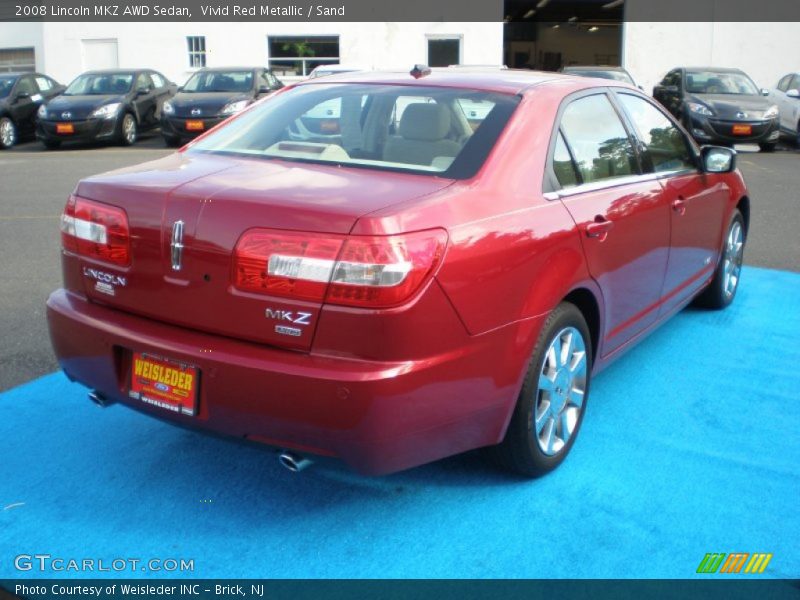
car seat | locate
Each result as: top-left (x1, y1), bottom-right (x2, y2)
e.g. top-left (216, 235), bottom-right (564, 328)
top-left (383, 103), bottom-right (462, 166)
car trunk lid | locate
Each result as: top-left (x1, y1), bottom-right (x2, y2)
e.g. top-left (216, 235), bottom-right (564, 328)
top-left (72, 152), bottom-right (454, 351)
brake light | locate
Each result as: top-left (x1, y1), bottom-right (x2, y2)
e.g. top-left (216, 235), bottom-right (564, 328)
top-left (60, 195), bottom-right (131, 266)
top-left (233, 229), bottom-right (447, 308)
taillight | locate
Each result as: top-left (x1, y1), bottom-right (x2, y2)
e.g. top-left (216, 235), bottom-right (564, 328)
top-left (233, 229), bottom-right (447, 308)
top-left (60, 195), bottom-right (131, 266)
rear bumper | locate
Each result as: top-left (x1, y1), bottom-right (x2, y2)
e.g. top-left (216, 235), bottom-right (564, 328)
top-left (46, 289), bottom-right (537, 475)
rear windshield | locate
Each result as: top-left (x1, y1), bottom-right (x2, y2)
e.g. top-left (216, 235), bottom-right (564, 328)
top-left (65, 73), bottom-right (134, 95)
top-left (183, 70), bottom-right (254, 93)
top-left (188, 83), bottom-right (520, 179)
top-left (686, 71), bottom-right (759, 95)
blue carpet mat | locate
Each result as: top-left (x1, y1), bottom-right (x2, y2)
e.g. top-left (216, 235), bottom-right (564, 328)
top-left (1, 266), bottom-right (798, 579)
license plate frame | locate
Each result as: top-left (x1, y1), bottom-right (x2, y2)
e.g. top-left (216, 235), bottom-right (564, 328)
top-left (732, 124), bottom-right (752, 135)
top-left (129, 352), bottom-right (199, 416)
top-left (185, 120), bottom-right (205, 131)
top-left (56, 123), bottom-right (74, 134)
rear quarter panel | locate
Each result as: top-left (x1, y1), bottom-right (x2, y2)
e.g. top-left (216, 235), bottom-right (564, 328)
top-left (352, 81), bottom-right (600, 338)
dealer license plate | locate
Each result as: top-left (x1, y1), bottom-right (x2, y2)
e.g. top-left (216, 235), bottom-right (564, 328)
top-left (185, 120), bottom-right (204, 131)
top-left (56, 123), bottom-right (74, 134)
top-left (732, 124), bottom-right (752, 135)
top-left (129, 352), bottom-right (199, 416)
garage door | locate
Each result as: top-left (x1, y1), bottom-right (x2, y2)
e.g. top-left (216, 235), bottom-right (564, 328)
top-left (81, 39), bottom-right (119, 70)
top-left (0, 47), bottom-right (35, 72)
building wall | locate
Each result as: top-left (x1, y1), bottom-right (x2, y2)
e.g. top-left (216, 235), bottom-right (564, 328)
top-left (623, 22), bottom-right (800, 94)
top-left (0, 22), bottom-right (44, 70)
top-left (8, 22), bottom-right (503, 85)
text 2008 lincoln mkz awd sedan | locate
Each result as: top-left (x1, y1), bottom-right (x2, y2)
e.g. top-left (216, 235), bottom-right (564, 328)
top-left (47, 68), bottom-right (749, 476)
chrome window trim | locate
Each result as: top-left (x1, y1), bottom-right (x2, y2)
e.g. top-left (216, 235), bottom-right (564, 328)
top-left (544, 172), bottom-right (661, 199)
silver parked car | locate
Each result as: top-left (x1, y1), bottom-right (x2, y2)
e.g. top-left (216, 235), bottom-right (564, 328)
top-left (771, 72), bottom-right (800, 145)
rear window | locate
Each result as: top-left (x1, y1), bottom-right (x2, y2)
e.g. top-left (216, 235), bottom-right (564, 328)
top-left (188, 83), bottom-right (520, 179)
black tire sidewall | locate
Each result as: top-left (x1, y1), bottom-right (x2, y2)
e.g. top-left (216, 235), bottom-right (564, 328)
top-left (501, 302), bottom-right (593, 476)
top-left (697, 209), bottom-right (745, 309)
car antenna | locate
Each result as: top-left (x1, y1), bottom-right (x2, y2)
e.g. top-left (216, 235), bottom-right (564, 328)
top-left (410, 64), bottom-right (432, 79)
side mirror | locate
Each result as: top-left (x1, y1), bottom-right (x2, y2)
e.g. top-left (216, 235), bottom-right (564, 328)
top-left (761, 88), bottom-right (770, 96)
top-left (136, 86), bottom-right (152, 96)
top-left (701, 146), bottom-right (736, 174)
top-left (15, 91), bottom-right (30, 101)
top-left (258, 85), bottom-right (271, 94)
top-left (787, 89), bottom-right (800, 99)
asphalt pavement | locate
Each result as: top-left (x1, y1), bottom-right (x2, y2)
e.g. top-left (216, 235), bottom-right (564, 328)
top-left (1, 137), bottom-right (798, 391)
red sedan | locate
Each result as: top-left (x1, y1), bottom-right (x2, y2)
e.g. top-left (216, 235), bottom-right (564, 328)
top-left (47, 68), bottom-right (749, 476)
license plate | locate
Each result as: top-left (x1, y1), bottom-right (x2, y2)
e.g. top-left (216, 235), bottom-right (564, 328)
top-left (185, 120), bottom-right (204, 131)
top-left (732, 124), bottom-right (752, 135)
top-left (129, 352), bottom-right (199, 416)
top-left (56, 123), bottom-right (74, 134)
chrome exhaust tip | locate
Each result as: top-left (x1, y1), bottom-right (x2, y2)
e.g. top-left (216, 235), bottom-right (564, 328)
top-left (278, 451), bottom-right (313, 473)
top-left (88, 390), bottom-right (111, 408)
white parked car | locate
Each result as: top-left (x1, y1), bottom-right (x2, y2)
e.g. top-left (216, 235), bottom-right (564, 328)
top-left (771, 72), bottom-right (800, 145)
top-left (307, 65), bottom-right (365, 79)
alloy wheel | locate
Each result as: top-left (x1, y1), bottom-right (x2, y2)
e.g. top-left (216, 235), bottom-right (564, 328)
top-left (123, 114), bottom-right (137, 145)
top-left (534, 326), bottom-right (588, 456)
top-left (0, 118), bottom-right (16, 148)
top-left (722, 221), bottom-right (744, 299)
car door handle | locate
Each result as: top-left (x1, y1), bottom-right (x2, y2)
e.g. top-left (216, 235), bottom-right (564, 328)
top-left (672, 197), bottom-right (687, 215)
top-left (585, 218), bottom-right (613, 241)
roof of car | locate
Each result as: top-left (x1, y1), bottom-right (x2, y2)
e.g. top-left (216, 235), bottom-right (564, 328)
top-left (1, 72), bottom-right (27, 78)
top-left (683, 67), bottom-right (745, 73)
top-left (82, 69), bottom-right (142, 75)
top-left (197, 67), bottom-right (261, 72)
top-left (563, 66), bottom-right (628, 72)
top-left (296, 68), bottom-right (585, 95)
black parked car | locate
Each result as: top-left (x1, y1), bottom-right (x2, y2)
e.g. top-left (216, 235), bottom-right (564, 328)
top-left (560, 65), bottom-right (639, 88)
top-left (0, 72), bottom-right (65, 149)
top-left (37, 69), bottom-right (176, 149)
top-left (160, 67), bottom-right (283, 146)
top-left (653, 67), bottom-right (781, 151)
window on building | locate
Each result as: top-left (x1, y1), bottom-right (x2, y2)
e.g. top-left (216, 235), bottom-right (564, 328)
top-left (268, 36), bottom-right (340, 78)
top-left (0, 47), bottom-right (35, 73)
top-left (427, 37), bottom-right (461, 67)
top-left (187, 36), bottom-right (206, 68)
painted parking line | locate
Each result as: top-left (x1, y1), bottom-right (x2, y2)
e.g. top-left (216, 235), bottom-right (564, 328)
top-left (1, 266), bottom-right (798, 579)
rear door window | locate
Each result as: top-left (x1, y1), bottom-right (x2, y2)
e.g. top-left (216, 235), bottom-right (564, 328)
top-left (552, 131), bottom-right (579, 189)
top-left (559, 93), bottom-right (639, 184)
top-left (617, 93), bottom-right (695, 174)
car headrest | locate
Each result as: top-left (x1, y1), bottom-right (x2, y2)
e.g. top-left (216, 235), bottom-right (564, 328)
top-left (399, 103), bottom-right (451, 142)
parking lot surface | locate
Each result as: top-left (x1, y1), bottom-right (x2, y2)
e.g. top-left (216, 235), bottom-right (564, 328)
top-left (0, 139), bottom-right (798, 391)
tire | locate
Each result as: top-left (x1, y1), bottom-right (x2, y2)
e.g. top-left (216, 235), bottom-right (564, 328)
top-left (0, 116), bottom-right (17, 149)
top-left (163, 135), bottom-right (181, 148)
top-left (694, 209), bottom-right (745, 309)
top-left (42, 139), bottom-right (61, 150)
top-left (759, 142), bottom-right (777, 153)
top-left (119, 112), bottom-right (138, 146)
top-left (492, 302), bottom-right (592, 477)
